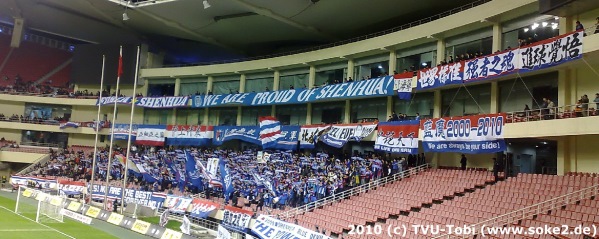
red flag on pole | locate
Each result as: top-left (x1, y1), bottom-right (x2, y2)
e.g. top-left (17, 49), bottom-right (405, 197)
top-left (117, 47), bottom-right (123, 77)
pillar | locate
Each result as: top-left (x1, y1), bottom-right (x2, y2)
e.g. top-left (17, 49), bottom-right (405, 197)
top-left (236, 106), bottom-right (242, 126)
top-left (171, 78), bottom-right (181, 125)
top-left (347, 59), bottom-right (354, 82)
top-left (306, 103), bottom-right (312, 125)
top-left (559, 17), bottom-right (574, 35)
top-left (490, 81), bottom-right (499, 113)
top-left (433, 90), bottom-right (442, 118)
top-left (308, 65), bottom-right (316, 89)
top-left (558, 69), bottom-right (576, 110)
top-left (386, 96), bottom-right (393, 120)
top-left (10, 18), bottom-right (25, 48)
top-left (344, 100), bottom-right (351, 123)
top-left (492, 23), bottom-right (503, 53)
top-left (271, 105), bottom-right (276, 117)
top-left (436, 38), bottom-right (446, 65)
top-left (389, 50), bottom-right (397, 74)
top-left (203, 76), bottom-right (213, 125)
top-left (273, 70), bottom-right (280, 91)
top-left (239, 74), bottom-right (246, 93)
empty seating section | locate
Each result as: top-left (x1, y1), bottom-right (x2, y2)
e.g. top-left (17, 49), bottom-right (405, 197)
top-left (0, 35), bottom-right (11, 66)
top-left (0, 38), bottom-right (72, 87)
top-left (293, 169), bottom-right (494, 237)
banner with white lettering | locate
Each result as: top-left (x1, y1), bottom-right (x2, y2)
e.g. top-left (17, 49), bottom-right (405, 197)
top-left (298, 125), bottom-right (331, 149)
top-left (217, 225), bottom-right (232, 239)
top-left (273, 126), bottom-right (300, 150)
top-left (111, 124), bottom-right (138, 141)
top-left (463, 49), bottom-right (518, 82)
top-left (164, 196), bottom-right (193, 213)
top-left (213, 126), bottom-right (260, 146)
top-left (421, 113), bottom-right (506, 154)
top-left (89, 185), bottom-right (167, 209)
top-left (192, 76), bottom-right (395, 108)
top-left (374, 120), bottom-right (419, 154)
top-left (58, 180), bottom-right (86, 196)
top-left (136, 125), bottom-right (166, 146)
top-left (222, 206), bottom-right (253, 233)
top-left (251, 215), bottom-right (331, 239)
top-left (417, 61), bottom-right (464, 90)
top-left (320, 123), bottom-right (377, 148)
top-left (189, 199), bottom-right (219, 219)
top-left (135, 96), bottom-right (189, 108)
top-left (96, 96), bottom-right (133, 106)
top-left (165, 125), bottom-right (213, 146)
top-left (10, 176), bottom-right (57, 189)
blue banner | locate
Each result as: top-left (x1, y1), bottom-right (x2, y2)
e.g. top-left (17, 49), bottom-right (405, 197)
top-left (417, 61), bottom-right (464, 90)
top-left (192, 76), bottom-right (395, 108)
top-left (135, 96), bottom-right (189, 108)
top-left (111, 124), bottom-right (138, 141)
top-left (89, 185), bottom-right (166, 209)
top-left (273, 126), bottom-right (300, 150)
top-left (96, 96), bottom-right (133, 106)
top-left (185, 151), bottom-right (203, 189)
top-left (220, 158), bottom-right (233, 203)
top-left (213, 126), bottom-right (260, 145)
top-left (421, 113), bottom-right (507, 154)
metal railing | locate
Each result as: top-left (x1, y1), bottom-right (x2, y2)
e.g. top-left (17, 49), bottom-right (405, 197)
top-left (433, 183), bottom-right (599, 238)
top-left (505, 102), bottom-right (598, 124)
top-left (159, 0), bottom-right (492, 68)
top-left (278, 163), bottom-right (431, 220)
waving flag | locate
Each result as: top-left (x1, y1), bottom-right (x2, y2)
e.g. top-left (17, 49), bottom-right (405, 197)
top-left (118, 47), bottom-right (123, 77)
top-left (115, 153), bottom-right (140, 173)
top-left (219, 158), bottom-right (233, 203)
top-left (259, 116), bottom-right (282, 149)
top-left (180, 215), bottom-right (191, 235)
top-left (394, 72), bottom-right (413, 100)
top-left (185, 150), bottom-right (203, 189)
top-left (159, 209), bottom-right (170, 227)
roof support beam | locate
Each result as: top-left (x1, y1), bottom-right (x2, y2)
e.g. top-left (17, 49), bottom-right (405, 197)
top-left (230, 0), bottom-right (336, 41)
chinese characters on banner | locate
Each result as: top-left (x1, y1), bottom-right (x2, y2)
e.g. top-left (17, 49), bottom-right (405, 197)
top-left (136, 125), bottom-right (166, 146)
top-left (418, 31), bottom-right (584, 89)
top-left (421, 113), bottom-right (506, 154)
top-left (165, 125), bottom-right (214, 146)
top-left (374, 120), bottom-right (420, 154)
top-left (221, 206), bottom-right (253, 233)
top-left (320, 123), bottom-right (377, 148)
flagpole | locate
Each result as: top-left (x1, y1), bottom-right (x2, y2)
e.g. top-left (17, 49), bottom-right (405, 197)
top-left (104, 46), bottom-right (124, 209)
top-left (88, 55), bottom-right (106, 206)
top-left (120, 45), bottom-right (140, 214)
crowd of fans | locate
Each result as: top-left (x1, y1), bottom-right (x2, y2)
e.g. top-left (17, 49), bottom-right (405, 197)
top-left (1, 74), bottom-right (71, 96)
top-left (24, 145), bottom-right (426, 210)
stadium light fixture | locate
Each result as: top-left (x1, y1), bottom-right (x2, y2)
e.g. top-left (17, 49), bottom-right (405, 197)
top-left (552, 23), bottom-right (558, 30)
top-left (377, 65), bottom-right (383, 69)
top-left (554, 16), bottom-right (559, 20)
top-left (203, 0), bottom-right (211, 9)
top-left (542, 22), bottom-right (548, 27)
top-left (122, 12), bottom-right (130, 21)
top-left (523, 28), bottom-right (529, 32)
top-left (531, 23), bottom-right (539, 30)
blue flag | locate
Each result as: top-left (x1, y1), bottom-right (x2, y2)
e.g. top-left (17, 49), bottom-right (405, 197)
top-left (219, 158), bottom-right (233, 203)
top-left (185, 151), bottom-right (203, 189)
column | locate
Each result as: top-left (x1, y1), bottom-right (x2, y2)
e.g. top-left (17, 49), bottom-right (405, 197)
top-left (306, 103), bottom-right (312, 125)
top-left (273, 70), bottom-right (280, 91)
top-left (308, 65), bottom-right (316, 89)
top-left (433, 90), bottom-right (442, 118)
top-left (203, 76), bottom-right (213, 125)
top-left (559, 17), bottom-right (574, 35)
top-left (344, 100), bottom-right (351, 123)
top-left (236, 106), bottom-right (242, 126)
top-left (386, 96), bottom-right (393, 119)
top-left (490, 81), bottom-right (499, 113)
top-left (388, 50), bottom-right (397, 74)
top-left (492, 22), bottom-right (503, 53)
top-left (436, 38), bottom-right (446, 65)
top-left (171, 78), bottom-right (181, 125)
top-left (239, 74), bottom-right (246, 93)
top-left (558, 69), bottom-right (576, 109)
top-left (347, 59), bottom-right (355, 82)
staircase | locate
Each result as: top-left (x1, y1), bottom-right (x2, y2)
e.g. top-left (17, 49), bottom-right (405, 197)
top-left (34, 58), bottom-right (72, 85)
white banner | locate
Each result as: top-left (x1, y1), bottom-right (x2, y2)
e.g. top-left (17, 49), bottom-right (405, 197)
top-left (164, 196), bottom-right (193, 213)
top-left (61, 209), bottom-right (93, 225)
top-left (222, 208), bottom-right (252, 232)
top-left (136, 125), bottom-right (166, 146)
top-left (251, 215), bottom-right (331, 239)
top-left (166, 125), bottom-right (213, 146)
top-left (217, 225), bottom-right (232, 239)
top-left (320, 123), bottom-right (377, 148)
top-left (206, 158), bottom-right (219, 179)
top-left (298, 125), bottom-right (331, 149)
top-left (10, 176), bottom-right (57, 189)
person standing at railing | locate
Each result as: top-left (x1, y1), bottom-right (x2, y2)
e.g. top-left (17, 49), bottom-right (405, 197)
top-left (594, 93), bottom-right (599, 115)
top-left (581, 95), bottom-right (590, 116)
top-left (595, 17), bottom-right (599, 34)
top-left (460, 154), bottom-right (467, 170)
top-left (576, 21), bottom-right (586, 37)
top-left (492, 157), bottom-right (500, 182)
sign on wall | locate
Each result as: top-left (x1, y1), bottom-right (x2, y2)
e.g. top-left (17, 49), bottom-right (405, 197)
top-left (421, 113), bottom-right (506, 154)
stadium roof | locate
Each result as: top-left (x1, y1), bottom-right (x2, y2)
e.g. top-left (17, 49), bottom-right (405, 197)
top-left (0, 0), bottom-right (480, 56)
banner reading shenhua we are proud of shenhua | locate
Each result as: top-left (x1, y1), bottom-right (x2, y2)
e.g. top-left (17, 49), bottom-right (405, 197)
top-left (374, 120), bottom-right (419, 154)
top-left (421, 113), bottom-right (506, 154)
top-left (96, 96), bottom-right (189, 108)
top-left (417, 30), bottom-right (584, 90)
top-left (192, 76), bottom-right (396, 108)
